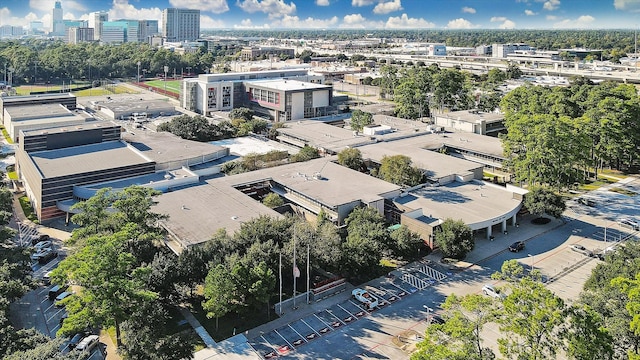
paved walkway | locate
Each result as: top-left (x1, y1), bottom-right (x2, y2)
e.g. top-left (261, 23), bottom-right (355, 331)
top-left (179, 306), bottom-right (217, 348)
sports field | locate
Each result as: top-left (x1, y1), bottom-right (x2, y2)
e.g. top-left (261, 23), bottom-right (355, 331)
top-left (144, 79), bottom-right (182, 94)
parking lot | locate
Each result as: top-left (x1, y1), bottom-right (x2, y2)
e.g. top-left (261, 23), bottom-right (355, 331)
top-left (10, 235), bottom-right (105, 360)
top-left (247, 265), bottom-right (446, 359)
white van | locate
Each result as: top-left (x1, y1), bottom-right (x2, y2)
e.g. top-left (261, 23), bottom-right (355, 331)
top-left (75, 334), bottom-right (100, 352)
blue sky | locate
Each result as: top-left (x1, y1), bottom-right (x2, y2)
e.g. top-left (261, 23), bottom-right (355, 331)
top-left (1, 0), bottom-right (640, 30)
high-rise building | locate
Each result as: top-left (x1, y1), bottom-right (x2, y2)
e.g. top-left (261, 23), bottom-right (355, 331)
top-left (90, 11), bottom-right (109, 41)
top-left (67, 27), bottom-right (94, 44)
top-left (138, 20), bottom-right (159, 43)
top-left (162, 8), bottom-right (200, 42)
top-left (51, 1), bottom-right (64, 36)
top-left (100, 21), bottom-right (128, 44)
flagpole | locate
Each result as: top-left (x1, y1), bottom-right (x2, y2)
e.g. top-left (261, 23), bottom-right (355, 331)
top-left (306, 242), bottom-right (310, 304)
top-left (293, 226), bottom-right (297, 310)
top-left (279, 251), bottom-right (283, 315)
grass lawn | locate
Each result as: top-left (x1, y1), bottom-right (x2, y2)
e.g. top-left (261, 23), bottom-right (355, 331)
top-left (0, 127), bottom-right (13, 144)
top-left (190, 299), bottom-right (274, 341)
top-left (610, 187), bottom-right (637, 196)
top-left (18, 196), bottom-right (38, 222)
top-left (579, 178), bottom-right (614, 191)
top-left (72, 85), bottom-right (138, 97)
top-left (144, 79), bottom-right (182, 93)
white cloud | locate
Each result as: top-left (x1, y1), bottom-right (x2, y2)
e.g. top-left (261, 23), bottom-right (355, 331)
top-left (29, 0), bottom-right (87, 14)
top-left (385, 13), bottom-right (435, 29)
top-left (316, 0), bottom-right (330, 5)
top-left (615, 0), bottom-right (640, 11)
top-left (546, 14), bottom-right (558, 20)
top-left (543, 0), bottom-right (560, 11)
top-left (271, 15), bottom-right (339, 28)
top-left (462, 6), bottom-right (476, 14)
top-left (446, 18), bottom-right (474, 29)
top-left (490, 16), bottom-right (507, 22)
top-left (200, 14), bottom-right (226, 28)
top-left (352, 0), bottom-right (377, 6)
top-left (342, 13), bottom-right (367, 24)
top-left (233, 18), bottom-right (271, 28)
top-left (237, 0), bottom-right (296, 18)
top-left (373, 0), bottom-right (402, 14)
top-left (169, 0), bottom-right (229, 14)
top-left (108, 1), bottom-right (163, 25)
top-left (499, 19), bottom-right (516, 29)
top-left (553, 15), bottom-right (595, 28)
top-left (1, 10), bottom-right (42, 28)
top-left (524, 9), bottom-right (536, 15)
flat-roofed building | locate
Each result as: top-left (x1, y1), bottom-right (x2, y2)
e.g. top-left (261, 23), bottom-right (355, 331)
top-left (162, 8), bottom-right (200, 42)
top-left (0, 93), bottom-right (77, 121)
top-left (182, 69), bottom-right (325, 116)
top-left (67, 27), bottom-right (94, 44)
top-left (154, 157), bottom-right (401, 251)
top-left (245, 79), bottom-right (332, 121)
top-left (88, 96), bottom-right (177, 120)
top-left (434, 109), bottom-right (505, 136)
top-left (240, 46), bottom-right (295, 61)
top-left (17, 126), bottom-right (156, 221)
top-left (3, 103), bottom-right (94, 142)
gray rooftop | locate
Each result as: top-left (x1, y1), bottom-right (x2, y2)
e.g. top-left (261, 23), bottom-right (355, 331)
top-left (21, 120), bottom-right (113, 136)
top-left (396, 181), bottom-right (521, 230)
top-left (435, 110), bottom-right (504, 123)
top-left (154, 180), bottom-right (283, 247)
top-left (248, 79), bottom-right (332, 92)
top-left (29, 140), bottom-right (152, 178)
top-left (5, 103), bottom-right (76, 120)
top-left (216, 157), bottom-right (401, 207)
top-left (156, 157), bottom-right (400, 247)
top-left (121, 130), bottom-right (228, 165)
top-left (357, 137), bottom-right (482, 180)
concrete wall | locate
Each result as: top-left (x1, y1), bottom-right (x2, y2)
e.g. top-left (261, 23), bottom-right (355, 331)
top-left (313, 89), bottom-right (329, 107)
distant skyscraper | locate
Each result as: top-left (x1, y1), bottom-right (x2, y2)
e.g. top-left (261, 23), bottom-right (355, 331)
top-left (67, 27), bottom-right (94, 44)
top-left (162, 8), bottom-right (200, 42)
top-left (138, 20), bottom-right (159, 43)
top-left (91, 11), bottom-right (109, 41)
top-left (51, 1), bottom-right (64, 36)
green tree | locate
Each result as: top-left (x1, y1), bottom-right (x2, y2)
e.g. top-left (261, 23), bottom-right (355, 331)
top-left (563, 304), bottom-right (614, 360)
top-left (497, 278), bottom-right (566, 360)
top-left (337, 147), bottom-right (364, 171)
top-left (120, 301), bottom-right (195, 360)
top-left (262, 193), bottom-right (284, 208)
top-left (203, 264), bottom-right (237, 329)
top-left (350, 110), bottom-right (374, 132)
top-left (229, 107), bottom-right (255, 122)
top-left (390, 225), bottom-right (424, 260)
top-left (53, 228), bottom-right (158, 347)
top-left (378, 154), bottom-right (424, 187)
top-left (342, 207), bottom-right (389, 277)
top-left (290, 145), bottom-right (319, 162)
top-left (433, 218), bottom-right (474, 259)
top-left (524, 186), bottom-right (566, 219)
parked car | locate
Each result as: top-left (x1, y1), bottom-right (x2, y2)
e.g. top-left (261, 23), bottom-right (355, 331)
top-left (577, 197), bottom-right (596, 207)
top-left (29, 234), bottom-right (50, 246)
top-left (37, 249), bottom-right (58, 264)
top-left (43, 270), bottom-right (53, 285)
top-left (508, 241), bottom-right (525, 252)
top-left (75, 334), bottom-right (100, 352)
top-left (33, 240), bottom-right (52, 252)
top-left (569, 244), bottom-right (594, 257)
top-left (55, 291), bottom-right (73, 307)
top-left (482, 284), bottom-right (505, 299)
top-left (620, 218), bottom-right (639, 231)
top-left (31, 248), bottom-right (50, 260)
top-left (48, 284), bottom-right (66, 300)
top-left (67, 333), bottom-right (84, 348)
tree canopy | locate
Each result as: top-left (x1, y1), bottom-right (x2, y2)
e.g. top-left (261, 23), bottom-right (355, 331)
top-left (433, 218), bottom-right (474, 259)
top-left (377, 154), bottom-right (424, 187)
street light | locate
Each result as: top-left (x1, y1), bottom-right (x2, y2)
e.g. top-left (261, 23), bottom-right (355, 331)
top-left (527, 254), bottom-right (534, 272)
top-left (163, 65), bottom-right (169, 93)
top-left (137, 61), bottom-right (141, 82)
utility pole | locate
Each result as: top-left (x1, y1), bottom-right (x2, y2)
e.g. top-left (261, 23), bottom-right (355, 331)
top-left (137, 61), bottom-right (141, 82)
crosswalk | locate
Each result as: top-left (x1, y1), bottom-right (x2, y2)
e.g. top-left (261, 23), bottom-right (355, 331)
top-left (16, 221), bottom-right (39, 247)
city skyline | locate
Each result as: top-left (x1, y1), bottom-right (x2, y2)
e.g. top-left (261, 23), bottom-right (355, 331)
top-left (1, 0), bottom-right (640, 31)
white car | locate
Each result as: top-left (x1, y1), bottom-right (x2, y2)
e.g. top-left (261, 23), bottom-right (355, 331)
top-left (620, 218), bottom-right (639, 231)
top-left (482, 284), bottom-right (505, 299)
top-left (75, 334), bottom-right (100, 352)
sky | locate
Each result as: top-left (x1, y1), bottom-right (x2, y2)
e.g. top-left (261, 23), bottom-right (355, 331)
top-left (1, 0), bottom-right (640, 31)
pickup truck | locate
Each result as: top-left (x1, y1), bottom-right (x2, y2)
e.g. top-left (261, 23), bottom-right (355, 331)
top-left (352, 288), bottom-right (379, 310)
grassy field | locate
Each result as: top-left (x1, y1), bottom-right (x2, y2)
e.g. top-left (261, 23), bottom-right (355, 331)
top-left (144, 79), bottom-right (182, 94)
top-left (13, 84), bottom-right (138, 97)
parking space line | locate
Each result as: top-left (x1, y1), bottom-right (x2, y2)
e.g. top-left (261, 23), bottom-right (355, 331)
top-left (273, 329), bottom-right (294, 350)
top-left (300, 318), bottom-right (321, 337)
top-left (325, 309), bottom-right (347, 325)
top-left (260, 335), bottom-right (279, 354)
top-left (287, 324), bottom-right (307, 345)
top-left (347, 299), bottom-right (369, 313)
top-left (312, 313), bottom-right (334, 334)
top-left (337, 303), bottom-right (356, 318)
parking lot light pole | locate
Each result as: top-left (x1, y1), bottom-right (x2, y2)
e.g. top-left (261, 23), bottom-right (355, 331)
top-left (527, 254), bottom-right (534, 272)
top-left (137, 61), bottom-right (141, 82)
